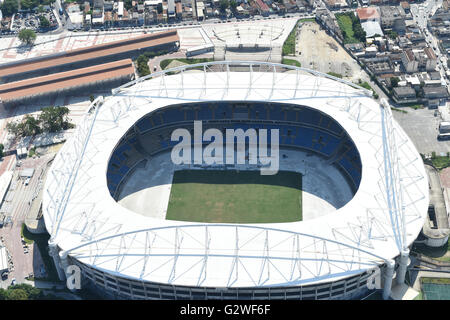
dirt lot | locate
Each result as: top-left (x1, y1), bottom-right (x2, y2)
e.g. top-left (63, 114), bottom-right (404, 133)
top-left (296, 22), bottom-right (365, 82)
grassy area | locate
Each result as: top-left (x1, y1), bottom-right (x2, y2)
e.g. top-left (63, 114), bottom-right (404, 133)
top-left (327, 72), bottom-right (343, 79)
top-left (282, 21), bottom-right (299, 56)
top-left (359, 81), bottom-right (379, 99)
top-left (21, 225), bottom-right (60, 281)
top-left (431, 154), bottom-right (450, 170)
top-left (299, 18), bottom-right (316, 23)
top-left (21, 223), bottom-right (34, 244)
top-left (166, 170), bottom-right (302, 223)
top-left (421, 277), bottom-right (450, 285)
top-left (282, 58), bottom-right (301, 68)
top-left (335, 13), bottom-right (359, 44)
top-left (160, 58), bottom-right (213, 70)
top-left (391, 107), bottom-right (408, 114)
top-left (412, 237), bottom-right (450, 262)
top-left (414, 292), bottom-right (423, 300)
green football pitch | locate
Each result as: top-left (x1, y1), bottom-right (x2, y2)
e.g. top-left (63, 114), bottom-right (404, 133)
top-left (166, 170), bottom-right (302, 223)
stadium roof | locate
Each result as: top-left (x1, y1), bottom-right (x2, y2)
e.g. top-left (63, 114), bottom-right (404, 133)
top-left (43, 62), bottom-right (428, 288)
top-left (0, 30), bottom-right (178, 79)
top-left (0, 59), bottom-right (134, 103)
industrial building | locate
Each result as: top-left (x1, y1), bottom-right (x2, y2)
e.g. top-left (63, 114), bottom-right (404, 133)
top-left (0, 30), bottom-right (179, 83)
top-left (0, 59), bottom-right (135, 108)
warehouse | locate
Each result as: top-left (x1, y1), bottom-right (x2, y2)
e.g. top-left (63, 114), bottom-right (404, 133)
top-left (0, 59), bottom-right (135, 108)
top-left (0, 30), bottom-right (179, 83)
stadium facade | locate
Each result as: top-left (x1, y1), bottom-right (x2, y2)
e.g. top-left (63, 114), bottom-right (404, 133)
top-left (43, 61), bottom-right (429, 300)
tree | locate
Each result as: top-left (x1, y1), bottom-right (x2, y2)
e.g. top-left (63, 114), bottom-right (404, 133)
top-left (6, 289), bottom-right (28, 300)
top-left (390, 77), bottom-right (400, 88)
top-left (21, 115), bottom-right (41, 136)
top-left (136, 54), bottom-right (150, 76)
top-left (39, 16), bottom-right (50, 29)
top-left (18, 29), bottom-right (37, 46)
top-left (219, 0), bottom-right (229, 12)
top-left (0, 143), bottom-right (4, 159)
top-left (1, 0), bottom-right (19, 16)
top-left (230, 0), bottom-right (237, 10)
top-left (124, 0), bottom-right (132, 10)
top-left (39, 106), bottom-right (72, 133)
top-left (7, 115), bottom-right (40, 137)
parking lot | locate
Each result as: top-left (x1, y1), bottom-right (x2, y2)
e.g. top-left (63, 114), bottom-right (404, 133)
top-left (393, 107), bottom-right (450, 155)
top-left (10, 10), bottom-right (58, 34)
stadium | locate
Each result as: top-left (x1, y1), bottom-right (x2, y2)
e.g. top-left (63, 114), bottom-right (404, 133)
top-left (42, 61), bottom-right (429, 300)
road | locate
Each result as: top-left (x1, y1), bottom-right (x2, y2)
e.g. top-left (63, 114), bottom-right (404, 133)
top-left (0, 155), bottom-right (52, 288)
top-left (411, 0), bottom-right (449, 86)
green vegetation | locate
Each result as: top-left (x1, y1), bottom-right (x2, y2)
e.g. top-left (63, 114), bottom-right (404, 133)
top-left (0, 284), bottom-right (42, 300)
top-left (1, 0), bottom-right (19, 16)
top-left (391, 107), bottom-right (408, 114)
top-left (39, 15), bottom-right (50, 28)
top-left (134, 50), bottom-right (171, 77)
top-left (282, 21), bottom-right (299, 56)
top-left (160, 58), bottom-right (214, 70)
top-left (166, 170), bottom-right (302, 223)
top-left (21, 223), bottom-right (34, 244)
top-left (359, 81), bottom-right (379, 99)
top-left (299, 18), bottom-right (316, 23)
top-left (409, 104), bottom-right (424, 110)
top-left (421, 277), bottom-right (450, 285)
top-left (412, 237), bottom-right (450, 262)
top-left (39, 106), bottom-right (73, 133)
top-left (335, 12), bottom-right (366, 44)
top-left (7, 106), bottom-right (73, 138)
top-left (28, 146), bottom-right (36, 158)
top-left (390, 76), bottom-right (400, 88)
top-left (18, 29), bottom-right (37, 46)
top-left (327, 72), bottom-right (343, 79)
top-left (0, 143), bottom-right (4, 159)
top-left (282, 58), bottom-right (301, 68)
top-left (387, 30), bottom-right (398, 40)
top-left (136, 54), bottom-right (150, 77)
top-left (430, 152), bottom-right (450, 171)
top-left (219, 0), bottom-right (229, 12)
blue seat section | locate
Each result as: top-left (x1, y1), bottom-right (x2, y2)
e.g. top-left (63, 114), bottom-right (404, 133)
top-left (294, 126), bottom-right (314, 150)
top-left (268, 106), bottom-right (285, 121)
top-left (285, 109), bottom-right (297, 122)
top-left (338, 156), bottom-right (361, 188)
top-left (214, 103), bottom-right (232, 120)
top-left (163, 108), bottom-right (184, 123)
top-left (312, 132), bottom-right (341, 157)
top-left (151, 114), bottom-right (162, 127)
top-left (197, 105), bottom-right (212, 120)
top-left (297, 108), bottom-right (315, 126)
top-left (249, 104), bottom-right (267, 120)
top-left (136, 118), bottom-right (152, 133)
top-left (107, 141), bottom-right (135, 195)
top-left (185, 108), bottom-right (196, 121)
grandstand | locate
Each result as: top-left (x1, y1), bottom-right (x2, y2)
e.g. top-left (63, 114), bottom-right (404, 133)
top-left (208, 22), bottom-right (294, 62)
top-left (0, 59), bottom-right (135, 108)
top-left (43, 61), bottom-right (429, 300)
top-left (0, 30), bottom-right (179, 83)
